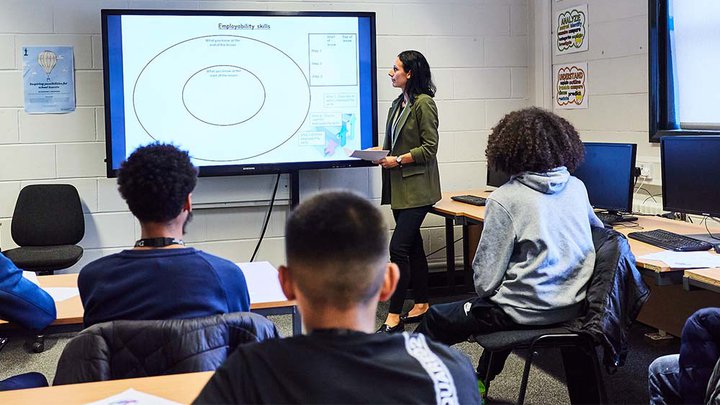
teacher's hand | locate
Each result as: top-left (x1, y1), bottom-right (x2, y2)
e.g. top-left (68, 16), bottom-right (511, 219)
top-left (377, 156), bottom-right (400, 169)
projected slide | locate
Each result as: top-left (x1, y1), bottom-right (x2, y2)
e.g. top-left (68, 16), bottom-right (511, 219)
top-left (113, 14), bottom-right (371, 166)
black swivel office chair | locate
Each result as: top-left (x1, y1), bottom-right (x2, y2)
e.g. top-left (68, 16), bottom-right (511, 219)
top-left (3, 184), bottom-right (85, 276)
top-left (472, 227), bottom-right (650, 404)
top-left (2, 184), bottom-right (85, 353)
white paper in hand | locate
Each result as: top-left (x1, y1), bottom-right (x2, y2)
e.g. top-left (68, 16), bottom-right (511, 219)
top-left (349, 149), bottom-right (389, 161)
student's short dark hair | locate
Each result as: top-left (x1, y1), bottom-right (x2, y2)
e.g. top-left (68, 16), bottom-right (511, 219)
top-left (285, 190), bottom-right (388, 309)
top-left (117, 143), bottom-right (198, 223)
top-left (485, 107), bottom-right (585, 174)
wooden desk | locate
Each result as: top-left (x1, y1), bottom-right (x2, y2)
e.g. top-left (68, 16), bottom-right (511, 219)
top-left (0, 371), bottom-right (212, 405)
top-left (434, 190), bottom-right (720, 285)
top-left (0, 261), bottom-right (301, 336)
top-left (430, 189), bottom-right (489, 294)
top-left (684, 268), bottom-right (720, 294)
top-left (614, 216), bottom-right (720, 285)
top-left (431, 190), bottom-right (720, 336)
top-left (0, 274), bottom-right (84, 337)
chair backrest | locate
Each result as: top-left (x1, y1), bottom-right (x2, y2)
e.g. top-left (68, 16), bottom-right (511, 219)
top-left (570, 226), bottom-right (650, 371)
top-left (52, 312), bottom-right (280, 385)
top-left (11, 184), bottom-right (84, 246)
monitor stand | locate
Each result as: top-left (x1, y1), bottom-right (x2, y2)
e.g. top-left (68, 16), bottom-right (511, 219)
top-left (596, 210), bottom-right (638, 225)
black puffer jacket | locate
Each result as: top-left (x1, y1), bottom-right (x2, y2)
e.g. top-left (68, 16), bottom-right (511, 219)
top-left (53, 312), bottom-right (279, 385)
top-left (679, 307), bottom-right (720, 404)
top-left (569, 226), bottom-right (650, 371)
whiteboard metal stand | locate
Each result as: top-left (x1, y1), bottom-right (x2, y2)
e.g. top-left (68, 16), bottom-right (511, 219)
top-left (289, 170), bottom-right (300, 208)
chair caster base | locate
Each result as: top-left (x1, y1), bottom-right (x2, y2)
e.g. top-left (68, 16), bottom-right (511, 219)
top-left (31, 336), bottom-right (45, 353)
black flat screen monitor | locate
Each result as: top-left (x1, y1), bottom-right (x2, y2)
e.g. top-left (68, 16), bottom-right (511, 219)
top-left (572, 142), bottom-right (637, 214)
top-left (486, 165), bottom-right (512, 188)
top-left (102, 9), bottom-right (377, 177)
top-left (661, 136), bottom-right (720, 217)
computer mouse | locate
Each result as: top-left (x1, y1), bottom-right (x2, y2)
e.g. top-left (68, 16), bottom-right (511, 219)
top-left (714, 243), bottom-right (720, 254)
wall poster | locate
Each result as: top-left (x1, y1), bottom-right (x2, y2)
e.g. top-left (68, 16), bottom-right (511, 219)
top-left (555, 4), bottom-right (588, 55)
top-left (23, 46), bottom-right (76, 113)
top-left (554, 62), bottom-right (588, 109)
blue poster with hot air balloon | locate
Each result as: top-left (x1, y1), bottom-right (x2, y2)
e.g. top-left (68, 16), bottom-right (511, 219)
top-left (22, 46), bottom-right (75, 113)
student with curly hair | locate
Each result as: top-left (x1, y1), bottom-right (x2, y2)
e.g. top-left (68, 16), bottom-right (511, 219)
top-left (415, 107), bottom-right (602, 390)
top-left (78, 143), bottom-right (250, 328)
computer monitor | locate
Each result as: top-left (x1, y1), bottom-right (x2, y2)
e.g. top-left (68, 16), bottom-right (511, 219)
top-left (486, 165), bottom-right (512, 188)
top-left (661, 136), bottom-right (720, 217)
top-left (572, 142), bottom-right (637, 215)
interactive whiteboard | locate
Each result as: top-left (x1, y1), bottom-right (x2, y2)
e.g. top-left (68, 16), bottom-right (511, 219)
top-left (102, 10), bottom-right (377, 176)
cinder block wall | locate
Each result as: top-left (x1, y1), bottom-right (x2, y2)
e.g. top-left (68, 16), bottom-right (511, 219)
top-left (0, 0), bottom-right (530, 271)
top-left (547, 0), bottom-right (660, 211)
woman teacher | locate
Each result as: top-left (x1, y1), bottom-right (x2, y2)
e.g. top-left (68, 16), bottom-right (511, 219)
top-left (376, 50), bottom-right (441, 333)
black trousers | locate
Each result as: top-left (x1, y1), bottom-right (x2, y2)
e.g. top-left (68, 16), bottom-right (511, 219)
top-left (414, 297), bottom-right (521, 382)
top-left (388, 205), bottom-right (432, 314)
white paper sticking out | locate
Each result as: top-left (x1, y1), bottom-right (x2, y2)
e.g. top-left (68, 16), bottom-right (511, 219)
top-left (43, 287), bottom-right (80, 302)
top-left (22, 271), bottom-right (39, 286)
top-left (85, 388), bottom-right (182, 405)
top-left (639, 251), bottom-right (720, 269)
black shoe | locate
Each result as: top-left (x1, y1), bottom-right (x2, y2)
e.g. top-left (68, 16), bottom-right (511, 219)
top-left (400, 311), bottom-right (427, 324)
top-left (376, 321), bottom-right (405, 334)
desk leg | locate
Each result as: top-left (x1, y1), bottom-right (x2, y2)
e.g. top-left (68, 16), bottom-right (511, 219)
top-left (292, 306), bottom-right (302, 336)
top-left (445, 218), bottom-right (456, 294)
top-left (463, 225), bottom-right (475, 292)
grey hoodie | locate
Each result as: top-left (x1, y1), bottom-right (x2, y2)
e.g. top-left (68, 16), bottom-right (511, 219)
top-left (473, 166), bottom-right (603, 325)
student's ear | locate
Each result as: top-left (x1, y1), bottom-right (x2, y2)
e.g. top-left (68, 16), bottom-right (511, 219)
top-left (184, 193), bottom-right (192, 212)
top-left (278, 265), bottom-right (296, 301)
top-left (378, 263), bottom-right (399, 301)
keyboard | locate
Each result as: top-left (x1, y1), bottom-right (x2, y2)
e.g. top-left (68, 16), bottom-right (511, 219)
top-left (451, 195), bottom-right (487, 206)
top-left (627, 229), bottom-right (713, 252)
top-left (596, 212), bottom-right (638, 225)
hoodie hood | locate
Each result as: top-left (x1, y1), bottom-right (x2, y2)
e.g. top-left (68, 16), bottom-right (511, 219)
top-left (515, 166), bottom-right (570, 194)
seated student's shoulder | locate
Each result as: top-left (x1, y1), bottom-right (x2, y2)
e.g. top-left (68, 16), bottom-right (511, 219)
top-left (194, 250), bottom-right (243, 274)
top-left (77, 251), bottom-right (125, 281)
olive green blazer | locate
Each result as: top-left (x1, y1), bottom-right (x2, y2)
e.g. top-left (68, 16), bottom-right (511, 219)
top-left (381, 93), bottom-right (441, 209)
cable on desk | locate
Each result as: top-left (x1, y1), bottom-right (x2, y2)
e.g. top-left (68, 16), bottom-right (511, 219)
top-left (636, 187), bottom-right (658, 204)
top-left (703, 216), bottom-right (720, 241)
top-left (250, 173), bottom-right (281, 262)
top-left (643, 193), bottom-right (661, 204)
top-left (613, 222), bottom-right (642, 229)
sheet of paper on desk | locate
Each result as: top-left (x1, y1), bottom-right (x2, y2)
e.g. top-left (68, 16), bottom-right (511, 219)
top-left (639, 251), bottom-right (720, 268)
top-left (22, 271), bottom-right (39, 286)
top-left (237, 261), bottom-right (286, 303)
top-left (43, 287), bottom-right (79, 302)
top-left (86, 388), bottom-right (181, 405)
top-left (349, 149), bottom-right (389, 161)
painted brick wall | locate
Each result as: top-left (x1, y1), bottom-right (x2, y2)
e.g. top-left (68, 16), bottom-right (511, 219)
top-left (548, 0), bottom-right (661, 211)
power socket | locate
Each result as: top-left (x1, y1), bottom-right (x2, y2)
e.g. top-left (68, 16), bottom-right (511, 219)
top-left (637, 162), bottom-right (653, 180)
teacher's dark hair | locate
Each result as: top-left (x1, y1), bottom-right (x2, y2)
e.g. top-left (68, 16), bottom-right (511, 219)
top-left (398, 50), bottom-right (436, 101)
top-left (285, 190), bottom-right (388, 308)
top-left (486, 107), bottom-right (585, 174)
top-left (117, 142), bottom-right (198, 223)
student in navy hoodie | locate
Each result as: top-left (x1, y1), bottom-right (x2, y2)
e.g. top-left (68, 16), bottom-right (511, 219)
top-left (0, 253), bottom-right (56, 390)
